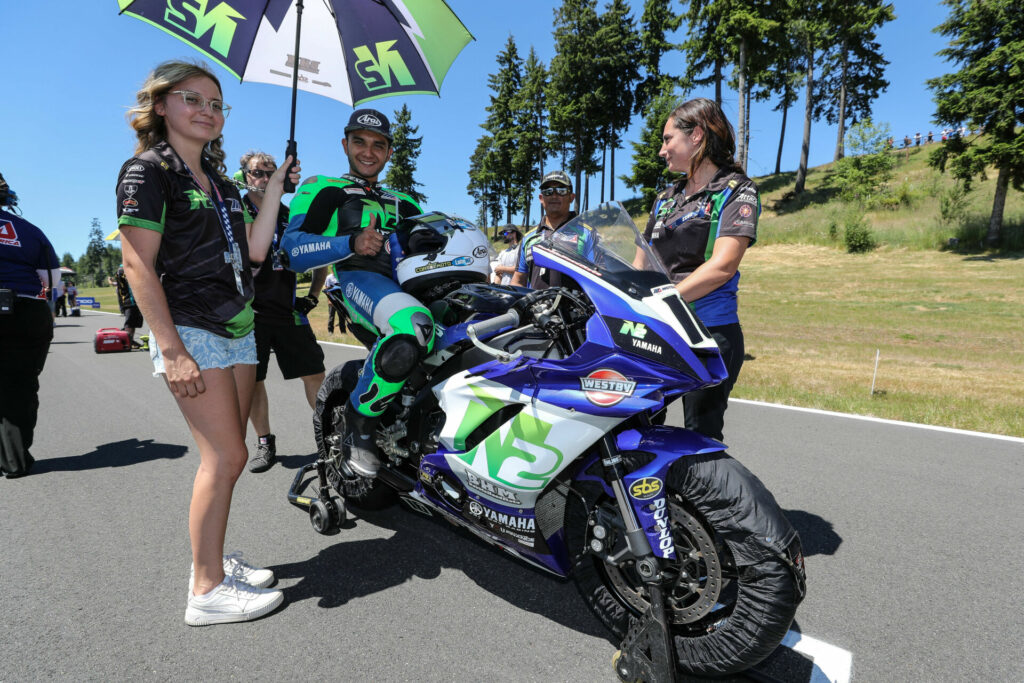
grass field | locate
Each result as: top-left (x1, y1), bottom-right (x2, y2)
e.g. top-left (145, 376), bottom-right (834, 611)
top-left (735, 245), bottom-right (1023, 437)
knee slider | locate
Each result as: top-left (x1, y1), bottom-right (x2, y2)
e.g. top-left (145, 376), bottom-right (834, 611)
top-left (374, 335), bottom-right (421, 382)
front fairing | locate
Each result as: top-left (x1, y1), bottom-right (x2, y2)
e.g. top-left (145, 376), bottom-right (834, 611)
top-left (528, 203), bottom-right (728, 395)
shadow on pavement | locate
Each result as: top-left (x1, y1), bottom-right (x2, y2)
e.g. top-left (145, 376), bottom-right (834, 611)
top-left (271, 502), bottom-right (608, 639)
top-left (784, 509), bottom-right (842, 557)
top-left (31, 438), bottom-right (188, 474)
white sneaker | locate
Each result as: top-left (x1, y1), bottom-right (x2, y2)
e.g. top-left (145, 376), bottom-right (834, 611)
top-left (185, 575), bottom-right (284, 626)
top-left (189, 551), bottom-right (276, 594)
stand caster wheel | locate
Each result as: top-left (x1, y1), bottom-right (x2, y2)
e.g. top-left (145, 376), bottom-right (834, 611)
top-left (329, 496), bottom-right (346, 526)
top-left (309, 499), bottom-right (335, 534)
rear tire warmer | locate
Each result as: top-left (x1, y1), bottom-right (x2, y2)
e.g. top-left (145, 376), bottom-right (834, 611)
top-left (567, 452), bottom-right (804, 678)
top-left (313, 361), bottom-right (397, 510)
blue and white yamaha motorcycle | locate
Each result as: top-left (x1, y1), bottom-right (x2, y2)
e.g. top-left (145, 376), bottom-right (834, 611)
top-left (290, 203), bottom-right (805, 680)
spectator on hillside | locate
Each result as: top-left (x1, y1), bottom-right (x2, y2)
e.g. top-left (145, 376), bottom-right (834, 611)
top-left (914, 132), bottom-right (921, 146)
top-left (903, 135), bottom-right (911, 148)
top-left (927, 131), bottom-right (934, 144)
top-left (633, 98), bottom-right (758, 442)
top-left (0, 171), bottom-right (59, 479)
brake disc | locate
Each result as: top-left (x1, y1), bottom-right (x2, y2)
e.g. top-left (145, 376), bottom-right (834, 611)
top-left (603, 499), bottom-right (723, 625)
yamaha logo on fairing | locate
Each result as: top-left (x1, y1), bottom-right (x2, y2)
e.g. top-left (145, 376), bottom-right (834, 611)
top-left (357, 113), bottom-right (382, 126)
top-left (580, 369), bottom-right (637, 407)
top-left (468, 501), bottom-right (484, 518)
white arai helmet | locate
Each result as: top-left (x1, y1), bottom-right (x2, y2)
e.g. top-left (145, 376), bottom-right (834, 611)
top-left (391, 212), bottom-right (492, 300)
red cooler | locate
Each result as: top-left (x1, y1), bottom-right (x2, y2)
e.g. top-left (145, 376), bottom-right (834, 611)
top-left (94, 327), bottom-right (131, 353)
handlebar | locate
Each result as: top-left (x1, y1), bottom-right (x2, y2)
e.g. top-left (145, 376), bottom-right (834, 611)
top-left (466, 309), bottom-right (522, 363)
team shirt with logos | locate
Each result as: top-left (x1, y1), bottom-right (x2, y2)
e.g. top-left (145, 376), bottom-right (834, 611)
top-left (115, 142), bottom-right (255, 339)
top-left (244, 196), bottom-right (304, 326)
top-left (516, 211), bottom-right (577, 290)
top-left (644, 168), bottom-right (759, 327)
top-left (0, 208), bottom-right (58, 298)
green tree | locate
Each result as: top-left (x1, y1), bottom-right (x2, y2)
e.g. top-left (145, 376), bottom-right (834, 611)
top-left (680, 0), bottom-right (729, 107)
top-left (547, 0), bottom-right (602, 211)
top-left (827, 119), bottom-right (896, 202)
top-left (483, 36), bottom-right (525, 223)
top-left (60, 252), bottom-right (75, 268)
top-left (814, 0), bottom-right (894, 161)
top-left (634, 0), bottom-right (682, 115)
top-left (512, 47), bottom-right (549, 225)
top-left (383, 104), bottom-right (427, 204)
top-left (467, 134), bottom-right (503, 228)
top-left (594, 0), bottom-right (642, 201)
top-left (928, 0), bottom-right (1024, 247)
top-left (791, 2), bottom-right (832, 194)
top-left (80, 219), bottom-right (107, 287)
top-left (622, 84), bottom-right (679, 206)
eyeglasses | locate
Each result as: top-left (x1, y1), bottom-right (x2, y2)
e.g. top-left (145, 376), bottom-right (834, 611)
top-left (169, 90), bottom-right (231, 117)
top-left (246, 168), bottom-right (276, 179)
top-left (541, 187), bottom-right (570, 196)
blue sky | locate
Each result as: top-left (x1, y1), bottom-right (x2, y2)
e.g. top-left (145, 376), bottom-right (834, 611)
top-left (2, 1), bottom-right (951, 258)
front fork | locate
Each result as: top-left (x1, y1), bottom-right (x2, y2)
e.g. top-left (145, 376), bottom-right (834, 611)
top-left (598, 434), bottom-right (678, 683)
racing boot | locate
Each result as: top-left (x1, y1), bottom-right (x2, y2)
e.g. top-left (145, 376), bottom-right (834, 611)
top-left (342, 404), bottom-right (380, 478)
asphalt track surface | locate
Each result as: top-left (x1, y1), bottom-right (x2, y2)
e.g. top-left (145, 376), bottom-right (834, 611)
top-left (2, 311), bottom-right (1021, 682)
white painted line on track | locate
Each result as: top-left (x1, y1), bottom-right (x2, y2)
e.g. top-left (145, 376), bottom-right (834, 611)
top-left (732, 398), bottom-right (1024, 444)
top-left (781, 630), bottom-right (853, 683)
top-left (81, 310), bottom-right (1020, 443)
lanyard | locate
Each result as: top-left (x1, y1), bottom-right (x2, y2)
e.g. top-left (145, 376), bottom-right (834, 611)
top-left (185, 163), bottom-right (245, 296)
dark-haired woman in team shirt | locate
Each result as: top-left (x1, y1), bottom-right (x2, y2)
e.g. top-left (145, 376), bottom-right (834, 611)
top-left (634, 98), bottom-right (759, 442)
top-left (115, 60), bottom-right (299, 626)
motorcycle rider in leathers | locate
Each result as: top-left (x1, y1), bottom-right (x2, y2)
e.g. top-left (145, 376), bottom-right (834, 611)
top-left (280, 109), bottom-right (429, 478)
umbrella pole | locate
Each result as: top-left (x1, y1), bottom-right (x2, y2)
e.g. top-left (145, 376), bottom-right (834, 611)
top-left (284, 0), bottom-right (304, 192)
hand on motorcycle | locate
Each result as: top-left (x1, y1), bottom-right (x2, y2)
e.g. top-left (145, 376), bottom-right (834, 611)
top-left (353, 215), bottom-right (384, 256)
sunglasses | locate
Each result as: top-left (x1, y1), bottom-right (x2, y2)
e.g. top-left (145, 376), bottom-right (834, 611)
top-left (246, 168), bottom-right (277, 179)
top-left (541, 187), bottom-right (570, 196)
top-left (169, 90), bottom-right (231, 117)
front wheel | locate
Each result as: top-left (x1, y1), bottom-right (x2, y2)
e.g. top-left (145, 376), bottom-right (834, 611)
top-left (313, 361), bottom-right (396, 510)
top-left (567, 452), bottom-right (804, 678)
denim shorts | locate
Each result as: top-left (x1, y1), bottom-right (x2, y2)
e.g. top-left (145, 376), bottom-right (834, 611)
top-left (150, 325), bottom-right (257, 377)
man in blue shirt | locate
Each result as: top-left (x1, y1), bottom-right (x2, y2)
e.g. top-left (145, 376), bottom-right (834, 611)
top-left (0, 172), bottom-right (60, 478)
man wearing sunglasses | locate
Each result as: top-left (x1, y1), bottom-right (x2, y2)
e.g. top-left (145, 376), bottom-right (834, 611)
top-left (511, 170), bottom-right (577, 289)
top-left (240, 150), bottom-right (327, 473)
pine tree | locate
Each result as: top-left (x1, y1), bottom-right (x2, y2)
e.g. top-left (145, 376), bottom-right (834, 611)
top-left (80, 219), bottom-right (107, 287)
top-left (483, 36), bottom-right (525, 223)
top-left (622, 83), bottom-right (679, 206)
top-left (791, 2), bottom-right (832, 194)
top-left (594, 0), bottom-right (641, 201)
top-left (814, 0), bottom-right (894, 161)
top-left (547, 0), bottom-right (602, 211)
top-left (383, 104), bottom-right (427, 204)
top-left (513, 48), bottom-right (549, 225)
top-left (928, 0), bottom-right (1024, 247)
top-left (634, 0), bottom-right (682, 115)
